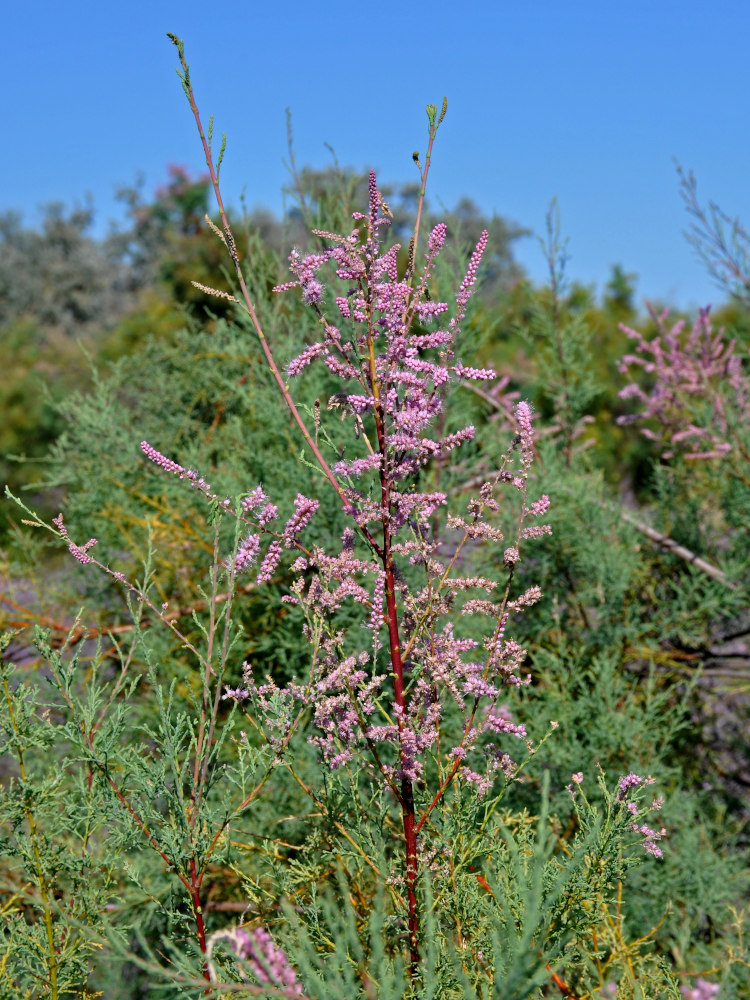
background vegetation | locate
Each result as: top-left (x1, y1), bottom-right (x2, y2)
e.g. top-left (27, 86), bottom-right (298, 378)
top-left (1, 95), bottom-right (749, 999)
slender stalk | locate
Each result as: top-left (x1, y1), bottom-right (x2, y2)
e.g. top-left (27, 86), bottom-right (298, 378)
top-left (285, 108), bottom-right (312, 228)
top-left (190, 526), bottom-right (222, 824)
top-left (544, 205), bottom-right (574, 467)
top-left (169, 36), bottom-right (388, 568)
top-left (410, 105), bottom-right (444, 282)
top-left (188, 856), bottom-right (211, 982)
top-left (367, 316), bottom-right (420, 971)
top-left (379, 449), bottom-right (420, 973)
top-left (169, 36), bottom-right (345, 510)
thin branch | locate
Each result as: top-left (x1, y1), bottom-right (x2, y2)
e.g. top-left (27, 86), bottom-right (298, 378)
top-left (618, 509), bottom-right (734, 588)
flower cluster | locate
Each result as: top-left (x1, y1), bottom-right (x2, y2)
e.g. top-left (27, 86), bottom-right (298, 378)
top-left (618, 305), bottom-right (748, 460)
top-left (53, 513), bottom-right (97, 565)
top-left (616, 771), bottom-right (652, 799)
top-left (616, 772), bottom-right (666, 858)
top-left (139, 445), bottom-right (319, 583)
top-left (206, 924), bottom-right (304, 996)
top-left (681, 979), bottom-right (720, 1000)
top-left (275, 172), bottom-right (498, 513)
top-left (229, 174), bottom-right (553, 795)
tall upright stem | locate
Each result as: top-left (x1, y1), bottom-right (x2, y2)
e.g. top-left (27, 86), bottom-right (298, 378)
top-left (171, 36), bottom-right (383, 559)
top-left (410, 125), bottom-right (438, 283)
top-left (368, 346), bottom-right (420, 972)
top-left (170, 34), bottom-right (427, 975)
top-left (378, 427), bottom-right (420, 971)
top-left (170, 37), bottom-right (346, 510)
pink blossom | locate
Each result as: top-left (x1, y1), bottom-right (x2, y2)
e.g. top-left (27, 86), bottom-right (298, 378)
top-left (141, 441), bottom-right (186, 477)
top-left (207, 924), bottom-right (304, 995)
top-left (453, 363), bottom-right (497, 381)
top-left (525, 495), bottom-right (550, 518)
top-left (257, 541), bottom-right (282, 584)
top-left (681, 979), bottom-right (720, 1000)
top-left (282, 494), bottom-right (319, 547)
top-left (515, 401), bottom-right (535, 469)
top-left (617, 772), bottom-right (645, 798)
top-left (618, 305), bottom-right (747, 460)
top-left (427, 222), bottom-right (447, 255)
top-left (287, 341), bottom-right (327, 377)
top-left (451, 229), bottom-right (489, 331)
top-left (334, 453), bottom-right (383, 478)
top-left (231, 532), bottom-right (261, 573)
top-left (521, 524), bottom-right (552, 540)
top-left (68, 538), bottom-right (97, 565)
top-left (415, 300), bottom-right (449, 321)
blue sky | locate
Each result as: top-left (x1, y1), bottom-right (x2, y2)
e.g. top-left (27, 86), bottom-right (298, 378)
top-left (2, 0), bottom-right (749, 310)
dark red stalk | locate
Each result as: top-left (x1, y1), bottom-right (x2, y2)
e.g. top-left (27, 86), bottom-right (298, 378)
top-left (371, 383), bottom-right (420, 973)
top-left (188, 856), bottom-right (211, 984)
top-left (360, 214), bottom-right (420, 966)
top-left (87, 739), bottom-right (211, 980)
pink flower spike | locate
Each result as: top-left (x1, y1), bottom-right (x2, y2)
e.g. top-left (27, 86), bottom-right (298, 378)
top-left (287, 341), bottom-right (327, 377)
top-left (257, 541), bottom-right (283, 584)
top-left (282, 494), bottom-right (319, 547)
top-left (454, 363), bottom-right (496, 381)
top-left (427, 222), bottom-right (447, 255)
top-left (208, 925), bottom-right (303, 995)
top-left (68, 538), bottom-right (98, 565)
top-left (451, 229), bottom-right (489, 331)
top-left (231, 533), bottom-right (261, 574)
top-left (141, 441), bottom-right (186, 477)
top-left (525, 495), bottom-right (551, 518)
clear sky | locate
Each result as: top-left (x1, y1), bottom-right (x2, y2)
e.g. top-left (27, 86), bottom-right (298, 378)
top-left (3, 0), bottom-right (749, 310)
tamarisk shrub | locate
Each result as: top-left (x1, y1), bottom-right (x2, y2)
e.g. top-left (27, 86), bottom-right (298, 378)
top-left (139, 35), bottom-right (673, 994)
top-left (617, 302), bottom-right (750, 607)
top-left (144, 41), bottom-right (556, 974)
top-left (618, 304), bottom-right (749, 464)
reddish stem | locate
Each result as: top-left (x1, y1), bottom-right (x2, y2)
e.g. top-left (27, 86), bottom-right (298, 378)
top-left (173, 38), bottom-right (387, 568)
top-left (372, 397), bottom-right (419, 973)
top-left (174, 44), bottom-right (345, 509)
top-left (547, 965), bottom-right (580, 998)
top-left (189, 856), bottom-right (211, 984)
